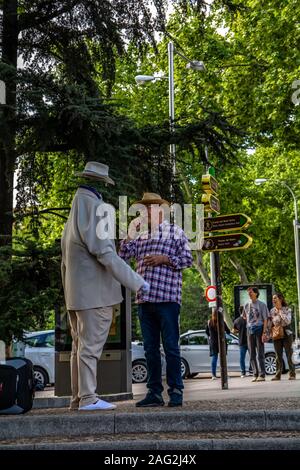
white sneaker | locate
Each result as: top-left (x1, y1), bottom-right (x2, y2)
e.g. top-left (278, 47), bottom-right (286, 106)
top-left (241, 375), bottom-right (245, 378)
top-left (79, 399), bottom-right (116, 411)
top-left (211, 376), bottom-right (217, 380)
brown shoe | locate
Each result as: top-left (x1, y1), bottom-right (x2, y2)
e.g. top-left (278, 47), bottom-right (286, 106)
top-left (251, 377), bottom-right (258, 382)
top-left (256, 376), bottom-right (265, 382)
top-left (289, 376), bottom-right (296, 380)
top-left (271, 376), bottom-right (280, 381)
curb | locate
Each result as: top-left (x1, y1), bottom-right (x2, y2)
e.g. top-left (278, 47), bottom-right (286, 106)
top-left (1, 438), bottom-right (300, 450)
top-left (1, 410), bottom-right (300, 441)
top-left (33, 392), bottom-right (133, 409)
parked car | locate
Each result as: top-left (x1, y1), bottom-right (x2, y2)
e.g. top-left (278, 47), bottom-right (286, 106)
top-left (20, 330), bottom-right (163, 387)
top-left (23, 330), bottom-right (55, 387)
top-left (180, 329), bottom-right (291, 378)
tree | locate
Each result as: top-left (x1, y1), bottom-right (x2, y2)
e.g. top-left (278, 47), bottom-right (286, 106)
top-left (0, 0), bottom-right (168, 245)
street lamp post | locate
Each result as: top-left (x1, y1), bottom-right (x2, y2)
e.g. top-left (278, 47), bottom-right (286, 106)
top-left (255, 178), bottom-right (300, 338)
top-left (0, 80), bottom-right (6, 105)
top-left (135, 41), bottom-right (205, 182)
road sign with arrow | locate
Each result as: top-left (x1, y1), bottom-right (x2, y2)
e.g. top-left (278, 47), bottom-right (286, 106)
top-left (202, 233), bottom-right (253, 252)
top-left (204, 213), bottom-right (252, 233)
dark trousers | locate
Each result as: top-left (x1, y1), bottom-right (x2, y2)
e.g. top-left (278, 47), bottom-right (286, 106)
top-left (239, 344), bottom-right (248, 375)
top-left (273, 334), bottom-right (295, 378)
top-left (138, 302), bottom-right (183, 396)
top-left (248, 329), bottom-right (265, 377)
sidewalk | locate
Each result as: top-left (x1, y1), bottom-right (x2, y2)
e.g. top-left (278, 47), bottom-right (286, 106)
top-left (0, 372), bottom-right (299, 450)
top-left (33, 370), bottom-right (300, 410)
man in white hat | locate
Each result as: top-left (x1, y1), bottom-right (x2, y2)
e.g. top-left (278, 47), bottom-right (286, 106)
top-left (119, 193), bottom-right (193, 408)
top-left (61, 162), bottom-right (149, 411)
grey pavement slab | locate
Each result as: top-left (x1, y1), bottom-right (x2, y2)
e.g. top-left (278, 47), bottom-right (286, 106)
top-left (1, 438), bottom-right (300, 450)
top-left (115, 410), bottom-right (266, 433)
top-left (1, 410), bottom-right (300, 441)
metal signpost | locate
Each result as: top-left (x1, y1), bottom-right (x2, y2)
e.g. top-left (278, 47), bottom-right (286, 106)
top-left (202, 172), bottom-right (228, 389)
top-left (201, 172), bottom-right (253, 390)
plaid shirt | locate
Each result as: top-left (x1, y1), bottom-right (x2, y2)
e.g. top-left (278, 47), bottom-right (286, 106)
top-left (119, 221), bottom-right (193, 305)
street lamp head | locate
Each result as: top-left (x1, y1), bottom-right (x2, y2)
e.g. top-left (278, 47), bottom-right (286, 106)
top-left (254, 178), bottom-right (268, 185)
top-left (186, 60), bottom-right (205, 72)
top-left (135, 75), bottom-right (155, 85)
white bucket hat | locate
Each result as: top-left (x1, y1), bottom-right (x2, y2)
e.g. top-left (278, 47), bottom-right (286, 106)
top-left (75, 161), bottom-right (115, 185)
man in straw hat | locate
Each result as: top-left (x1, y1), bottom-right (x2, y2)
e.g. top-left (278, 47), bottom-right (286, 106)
top-left (61, 162), bottom-right (149, 411)
top-left (119, 192), bottom-right (193, 407)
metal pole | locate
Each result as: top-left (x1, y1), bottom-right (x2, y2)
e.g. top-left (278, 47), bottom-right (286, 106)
top-left (294, 218), bottom-right (300, 339)
top-left (168, 41), bottom-right (176, 180)
top-left (207, 163), bottom-right (228, 389)
top-left (214, 251), bottom-right (228, 389)
top-left (282, 182), bottom-right (300, 339)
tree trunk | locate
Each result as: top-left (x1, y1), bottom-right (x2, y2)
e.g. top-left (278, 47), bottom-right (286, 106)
top-left (229, 254), bottom-right (249, 284)
top-left (0, 0), bottom-right (18, 246)
top-left (193, 251), bottom-right (211, 286)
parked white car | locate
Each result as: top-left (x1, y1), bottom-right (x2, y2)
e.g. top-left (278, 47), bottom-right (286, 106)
top-left (180, 329), bottom-right (292, 378)
top-left (20, 330), bottom-right (162, 387)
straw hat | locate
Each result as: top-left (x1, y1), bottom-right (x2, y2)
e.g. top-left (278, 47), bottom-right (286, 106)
top-left (134, 192), bottom-right (169, 206)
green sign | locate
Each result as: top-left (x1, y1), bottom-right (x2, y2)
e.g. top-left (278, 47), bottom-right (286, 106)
top-left (202, 233), bottom-right (253, 252)
top-left (204, 213), bottom-right (252, 233)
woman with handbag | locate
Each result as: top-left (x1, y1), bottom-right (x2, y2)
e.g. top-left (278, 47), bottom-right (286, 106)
top-left (269, 292), bottom-right (296, 381)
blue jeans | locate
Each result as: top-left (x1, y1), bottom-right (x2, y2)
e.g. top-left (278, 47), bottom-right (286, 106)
top-left (138, 302), bottom-right (183, 395)
top-left (239, 345), bottom-right (248, 375)
top-left (211, 353), bottom-right (218, 377)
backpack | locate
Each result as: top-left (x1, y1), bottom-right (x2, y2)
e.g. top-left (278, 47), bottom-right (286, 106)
top-left (0, 357), bottom-right (35, 414)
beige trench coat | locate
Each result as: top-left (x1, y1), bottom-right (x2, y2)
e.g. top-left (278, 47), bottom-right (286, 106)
top-left (61, 188), bottom-right (144, 310)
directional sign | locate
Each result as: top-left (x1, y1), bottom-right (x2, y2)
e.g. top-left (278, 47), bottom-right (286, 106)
top-left (202, 233), bottom-right (253, 252)
top-left (201, 174), bottom-right (219, 195)
top-left (201, 193), bottom-right (220, 213)
top-left (204, 213), bottom-right (252, 233)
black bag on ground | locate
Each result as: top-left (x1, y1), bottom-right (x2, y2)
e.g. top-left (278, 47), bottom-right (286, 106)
top-left (0, 357), bottom-right (35, 414)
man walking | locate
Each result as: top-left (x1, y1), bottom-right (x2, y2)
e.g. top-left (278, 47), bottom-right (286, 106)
top-left (119, 193), bottom-right (193, 407)
top-left (243, 287), bottom-right (269, 382)
top-left (61, 162), bottom-right (148, 411)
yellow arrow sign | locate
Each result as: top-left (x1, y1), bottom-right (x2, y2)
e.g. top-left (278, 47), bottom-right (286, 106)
top-left (202, 233), bottom-right (253, 252)
top-left (204, 213), bottom-right (252, 233)
top-left (201, 174), bottom-right (219, 195)
top-left (201, 193), bottom-right (220, 213)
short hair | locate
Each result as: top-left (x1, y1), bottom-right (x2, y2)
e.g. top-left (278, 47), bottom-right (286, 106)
top-left (247, 286), bottom-right (259, 298)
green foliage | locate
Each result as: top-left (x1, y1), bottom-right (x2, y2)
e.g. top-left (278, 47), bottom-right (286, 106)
top-left (180, 268), bottom-right (211, 332)
top-left (0, 240), bottom-right (63, 343)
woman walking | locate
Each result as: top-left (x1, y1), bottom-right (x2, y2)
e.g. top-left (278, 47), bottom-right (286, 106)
top-left (270, 292), bottom-right (296, 381)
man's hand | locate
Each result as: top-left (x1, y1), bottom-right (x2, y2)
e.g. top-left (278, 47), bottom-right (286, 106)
top-left (140, 281), bottom-right (150, 295)
top-left (143, 254), bottom-right (170, 267)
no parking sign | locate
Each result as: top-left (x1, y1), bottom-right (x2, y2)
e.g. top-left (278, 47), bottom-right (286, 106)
top-left (205, 285), bottom-right (216, 308)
